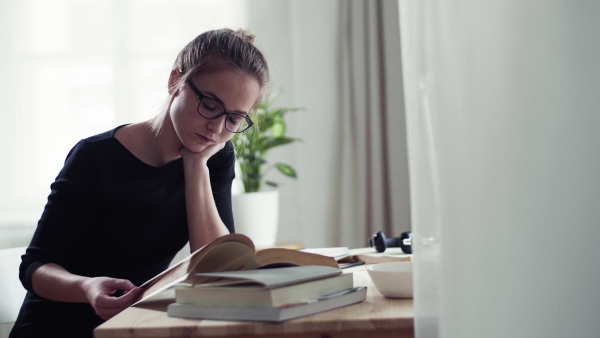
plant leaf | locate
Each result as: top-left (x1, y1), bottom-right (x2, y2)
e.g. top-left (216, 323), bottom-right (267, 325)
top-left (265, 181), bottom-right (279, 188)
top-left (232, 87), bottom-right (303, 191)
top-left (271, 114), bottom-right (286, 138)
top-left (262, 137), bottom-right (299, 152)
top-left (246, 173), bottom-right (261, 180)
top-left (275, 163), bottom-right (297, 178)
top-left (247, 157), bottom-right (267, 166)
top-left (271, 107), bottom-right (303, 118)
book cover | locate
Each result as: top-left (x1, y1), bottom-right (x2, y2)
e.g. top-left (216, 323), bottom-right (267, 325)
top-left (167, 286), bottom-right (367, 322)
top-left (176, 272), bottom-right (354, 308)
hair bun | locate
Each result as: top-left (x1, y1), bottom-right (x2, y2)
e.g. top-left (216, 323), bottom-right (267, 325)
top-left (233, 29), bottom-right (256, 44)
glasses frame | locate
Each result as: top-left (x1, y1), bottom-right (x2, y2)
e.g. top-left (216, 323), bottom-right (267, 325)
top-left (186, 80), bottom-right (254, 133)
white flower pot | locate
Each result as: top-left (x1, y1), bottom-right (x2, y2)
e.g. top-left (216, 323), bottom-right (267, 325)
top-left (231, 190), bottom-right (279, 249)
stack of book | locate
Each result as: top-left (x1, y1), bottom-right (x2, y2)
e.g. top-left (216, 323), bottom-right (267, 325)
top-left (133, 234), bottom-right (366, 321)
top-left (166, 265), bottom-right (366, 322)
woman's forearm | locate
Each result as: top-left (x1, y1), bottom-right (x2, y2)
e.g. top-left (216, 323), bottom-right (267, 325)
top-left (31, 262), bottom-right (143, 320)
top-left (31, 263), bottom-right (91, 303)
top-left (184, 160), bottom-right (230, 252)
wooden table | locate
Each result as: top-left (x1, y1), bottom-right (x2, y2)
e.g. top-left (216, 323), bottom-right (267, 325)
top-left (94, 265), bottom-right (414, 338)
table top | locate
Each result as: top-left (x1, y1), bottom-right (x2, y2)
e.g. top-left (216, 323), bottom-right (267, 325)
top-left (94, 265), bottom-right (414, 338)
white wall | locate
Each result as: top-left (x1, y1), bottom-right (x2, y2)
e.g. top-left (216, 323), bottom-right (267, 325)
top-left (248, 1), bottom-right (353, 247)
top-left (402, 1), bottom-right (600, 337)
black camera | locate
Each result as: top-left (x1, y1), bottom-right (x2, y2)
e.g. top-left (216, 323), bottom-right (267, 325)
top-left (369, 231), bottom-right (412, 254)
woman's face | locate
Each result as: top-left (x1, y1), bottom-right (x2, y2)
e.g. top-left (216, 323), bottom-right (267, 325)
top-left (169, 68), bottom-right (260, 153)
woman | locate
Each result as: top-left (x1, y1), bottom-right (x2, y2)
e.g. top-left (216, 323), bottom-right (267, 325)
top-left (10, 28), bottom-right (269, 338)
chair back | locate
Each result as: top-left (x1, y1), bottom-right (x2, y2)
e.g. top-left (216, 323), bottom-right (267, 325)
top-left (0, 247), bottom-right (26, 329)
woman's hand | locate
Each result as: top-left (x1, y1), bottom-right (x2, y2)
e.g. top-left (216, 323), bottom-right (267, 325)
top-left (180, 142), bottom-right (226, 165)
top-left (82, 277), bottom-right (144, 320)
top-left (31, 263), bottom-right (145, 321)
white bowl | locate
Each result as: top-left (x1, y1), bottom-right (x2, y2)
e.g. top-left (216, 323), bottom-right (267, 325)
top-left (366, 261), bottom-right (413, 298)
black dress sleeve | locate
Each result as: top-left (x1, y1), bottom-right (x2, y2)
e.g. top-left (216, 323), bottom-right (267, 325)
top-left (207, 140), bottom-right (236, 233)
top-left (19, 140), bottom-right (100, 293)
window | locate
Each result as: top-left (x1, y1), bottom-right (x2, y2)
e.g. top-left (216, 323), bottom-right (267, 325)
top-left (0, 0), bottom-right (248, 232)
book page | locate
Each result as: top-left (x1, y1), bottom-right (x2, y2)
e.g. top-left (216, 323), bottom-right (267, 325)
top-left (255, 248), bottom-right (338, 268)
top-left (136, 234), bottom-right (256, 304)
top-left (300, 247), bottom-right (350, 261)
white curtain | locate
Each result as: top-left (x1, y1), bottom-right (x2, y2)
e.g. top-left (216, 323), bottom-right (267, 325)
top-left (402, 1), bottom-right (600, 337)
top-left (335, 0), bottom-right (410, 248)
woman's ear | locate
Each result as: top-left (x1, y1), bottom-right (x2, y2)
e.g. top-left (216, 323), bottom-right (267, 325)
top-left (168, 69), bottom-right (182, 95)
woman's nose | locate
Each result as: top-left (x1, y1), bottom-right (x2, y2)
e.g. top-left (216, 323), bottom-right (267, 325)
top-left (207, 115), bottom-right (227, 134)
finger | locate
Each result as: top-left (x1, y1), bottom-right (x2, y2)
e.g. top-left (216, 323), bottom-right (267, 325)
top-left (96, 287), bottom-right (143, 309)
top-left (94, 278), bottom-right (136, 299)
top-left (95, 293), bottom-right (141, 320)
top-left (180, 147), bottom-right (191, 157)
top-left (203, 143), bottom-right (226, 158)
top-left (106, 279), bottom-right (137, 291)
top-left (95, 294), bottom-right (122, 308)
top-left (122, 287), bottom-right (145, 303)
top-left (215, 142), bottom-right (226, 152)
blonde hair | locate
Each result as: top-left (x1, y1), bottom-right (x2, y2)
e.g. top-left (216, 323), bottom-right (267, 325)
top-left (151, 28), bottom-right (270, 136)
top-left (169, 28), bottom-right (270, 106)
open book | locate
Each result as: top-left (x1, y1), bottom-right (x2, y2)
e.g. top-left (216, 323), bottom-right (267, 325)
top-left (137, 233), bottom-right (338, 304)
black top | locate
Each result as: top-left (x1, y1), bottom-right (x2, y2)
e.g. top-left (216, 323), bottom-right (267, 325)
top-left (10, 126), bottom-right (235, 338)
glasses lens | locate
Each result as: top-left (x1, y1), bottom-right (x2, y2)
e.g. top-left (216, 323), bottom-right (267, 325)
top-left (226, 113), bottom-right (250, 132)
top-left (198, 98), bottom-right (224, 118)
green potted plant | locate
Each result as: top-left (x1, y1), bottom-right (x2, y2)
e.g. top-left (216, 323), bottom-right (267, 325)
top-left (230, 90), bottom-right (302, 248)
top-left (231, 90), bottom-right (301, 193)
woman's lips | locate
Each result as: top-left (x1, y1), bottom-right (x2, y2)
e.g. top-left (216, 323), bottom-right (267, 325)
top-left (196, 133), bottom-right (215, 144)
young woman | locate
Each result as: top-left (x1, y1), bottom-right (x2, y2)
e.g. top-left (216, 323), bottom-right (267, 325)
top-left (10, 28), bottom-right (270, 338)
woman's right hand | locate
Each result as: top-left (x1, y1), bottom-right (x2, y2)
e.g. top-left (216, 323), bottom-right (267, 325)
top-left (82, 277), bottom-right (144, 320)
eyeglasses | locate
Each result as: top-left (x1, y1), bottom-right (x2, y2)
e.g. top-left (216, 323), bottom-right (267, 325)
top-left (186, 80), bottom-right (254, 133)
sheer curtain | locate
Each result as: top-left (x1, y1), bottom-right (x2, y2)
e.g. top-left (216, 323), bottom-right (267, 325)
top-left (402, 1), bottom-right (600, 338)
top-left (0, 0), bottom-right (247, 248)
top-left (334, 0), bottom-right (410, 248)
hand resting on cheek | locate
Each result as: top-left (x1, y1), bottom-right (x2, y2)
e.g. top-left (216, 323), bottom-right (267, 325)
top-left (180, 142), bottom-right (227, 166)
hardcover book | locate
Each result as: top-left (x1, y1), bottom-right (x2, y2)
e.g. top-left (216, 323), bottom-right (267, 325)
top-left (167, 286), bottom-right (367, 322)
top-left (175, 267), bottom-right (354, 308)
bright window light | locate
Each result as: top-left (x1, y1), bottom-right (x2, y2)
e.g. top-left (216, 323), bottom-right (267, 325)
top-left (0, 0), bottom-right (248, 232)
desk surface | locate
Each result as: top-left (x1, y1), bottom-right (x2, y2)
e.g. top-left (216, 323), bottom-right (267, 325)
top-left (94, 265), bottom-right (414, 338)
